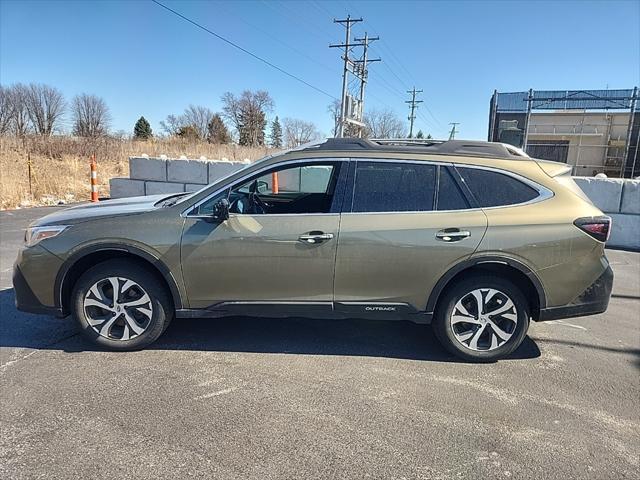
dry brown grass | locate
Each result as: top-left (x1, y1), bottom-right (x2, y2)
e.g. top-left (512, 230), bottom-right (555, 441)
top-left (0, 136), bottom-right (272, 209)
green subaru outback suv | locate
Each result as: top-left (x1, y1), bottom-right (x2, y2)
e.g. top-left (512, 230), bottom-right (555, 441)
top-left (13, 138), bottom-right (613, 361)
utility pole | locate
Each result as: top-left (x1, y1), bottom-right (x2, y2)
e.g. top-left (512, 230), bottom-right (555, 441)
top-left (352, 32), bottom-right (380, 137)
top-left (522, 88), bottom-right (534, 152)
top-left (330, 15), bottom-right (363, 137)
top-left (448, 122), bottom-right (460, 140)
top-left (405, 87), bottom-right (423, 138)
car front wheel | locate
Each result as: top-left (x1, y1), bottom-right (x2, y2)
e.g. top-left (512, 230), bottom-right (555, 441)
top-left (71, 260), bottom-right (173, 350)
top-left (432, 276), bottom-right (530, 362)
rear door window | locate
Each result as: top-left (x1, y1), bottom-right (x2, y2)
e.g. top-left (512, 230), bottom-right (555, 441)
top-left (352, 161), bottom-right (436, 212)
top-left (456, 167), bottom-right (539, 207)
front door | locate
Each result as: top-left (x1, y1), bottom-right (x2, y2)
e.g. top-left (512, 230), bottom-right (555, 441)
top-left (334, 159), bottom-right (487, 316)
top-left (181, 160), bottom-right (347, 311)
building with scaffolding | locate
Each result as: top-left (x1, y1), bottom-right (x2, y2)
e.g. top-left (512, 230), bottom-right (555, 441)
top-left (488, 89), bottom-right (639, 177)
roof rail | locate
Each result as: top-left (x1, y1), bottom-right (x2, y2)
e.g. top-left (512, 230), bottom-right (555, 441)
top-left (306, 138), bottom-right (530, 160)
top-left (370, 138), bottom-right (445, 147)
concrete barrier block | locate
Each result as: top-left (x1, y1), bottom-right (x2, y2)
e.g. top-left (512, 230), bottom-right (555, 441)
top-left (608, 213), bottom-right (640, 250)
top-left (620, 179), bottom-right (640, 215)
top-left (167, 159), bottom-right (208, 183)
top-left (272, 167), bottom-right (300, 191)
top-left (145, 181), bottom-right (185, 195)
top-left (185, 183), bottom-right (207, 192)
top-left (208, 161), bottom-right (245, 183)
top-left (130, 157), bottom-right (167, 181)
top-left (301, 166), bottom-right (333, 193)
top-left (573, 177), bottom-right (623, 213)
top-left (109, 178), bottom-right (145, 199)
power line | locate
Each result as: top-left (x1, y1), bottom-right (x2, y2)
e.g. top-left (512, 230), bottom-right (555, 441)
top-left (310, 1), bottom-right (430, 130)
top-left (264, 0), bottom-right (333, 44)
top-left (230, 0), bottom-right (440, 136)
top-left (340, 0), bottom-right (445, 130)
top-left (216, 2), bottom-right (336, 75)
top-left (151, 0), bottom-right (337, 100)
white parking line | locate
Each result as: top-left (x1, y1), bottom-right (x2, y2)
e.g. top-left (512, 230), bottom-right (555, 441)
top-left (195, 387), bottom-right (239, 399)
top-left (553, 320), bottom-right (588, 331)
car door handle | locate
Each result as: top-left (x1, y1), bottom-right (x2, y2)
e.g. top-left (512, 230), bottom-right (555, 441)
top-left (436, 229), bottom-right (471, 242)
top-left (298, 232), bottom-right (334, 244)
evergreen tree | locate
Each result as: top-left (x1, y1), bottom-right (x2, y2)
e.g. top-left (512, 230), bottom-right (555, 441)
top-left (426, 133), bottom-right (433, 139)
top-left (133, 116), bottom-right (152, 139)
top-left (221, 90), bottom-right (273, 147)
top-left (207, 114), bottom-right (231, 144)
top-left (416, 130), bottom-right (424, 139)
top-left (270, 116), bottom-right (283, 148)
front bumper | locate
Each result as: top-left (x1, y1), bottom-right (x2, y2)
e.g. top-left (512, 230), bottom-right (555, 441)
top-left (537, 265), bottom-right (613, 321)
top-left (13, 265), bottom-right (64, 316)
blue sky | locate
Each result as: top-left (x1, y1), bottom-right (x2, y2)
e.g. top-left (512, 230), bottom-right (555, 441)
top-left (1, 0), bottom-right (638, 140)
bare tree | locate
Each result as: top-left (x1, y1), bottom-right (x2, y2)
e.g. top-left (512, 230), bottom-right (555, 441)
top-left (183, 105), bottom-right (214, 139)
top-left (0, 85), bottom-right (13, 135)
top-left (283, 118), bottom-right (321, 148)
top-left (160, 114), bottom-right (182, 136)
top-left (327, 99), bottom-right (340, 138)
top-left (220, 92), bottom-right (241, 133)
top-left (24, 83), bottom-right (65, 135)
top-left (6, 83), bottom-right (30, 136)
top-left (71, 93), bottom-right (111, 137)
top-left (364, 108), bottom-right (406, 138)
top-left (221, 90), bottom-right (274, 146)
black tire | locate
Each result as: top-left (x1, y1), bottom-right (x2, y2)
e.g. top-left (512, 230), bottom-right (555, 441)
top-left (432, 275), bottom-right (530, 362)
top-left (71, 259), bottom-right (173, 351)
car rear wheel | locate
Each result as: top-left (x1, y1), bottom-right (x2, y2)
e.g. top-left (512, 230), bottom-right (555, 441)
top-left (71, 260), bottom-right (173, 350)
top-left (432, 276), bottom-right (530, 362)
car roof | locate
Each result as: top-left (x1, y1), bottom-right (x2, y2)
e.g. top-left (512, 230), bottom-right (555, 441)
top-left (292, 138), bottom-right (531, 161)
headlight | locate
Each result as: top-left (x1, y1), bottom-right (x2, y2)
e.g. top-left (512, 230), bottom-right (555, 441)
top-left (25, 225), bottom-right (69, 247)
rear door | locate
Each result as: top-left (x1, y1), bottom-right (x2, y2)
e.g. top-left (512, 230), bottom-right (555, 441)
top-left (333, 159), bottom-right (488, 315)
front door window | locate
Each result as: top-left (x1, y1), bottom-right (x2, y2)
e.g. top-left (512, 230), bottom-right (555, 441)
top-left (229, 163), bottom-right (339, 215)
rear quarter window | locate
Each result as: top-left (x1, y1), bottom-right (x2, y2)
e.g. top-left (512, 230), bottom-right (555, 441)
top-left (457, 167), bottom-right (539, 207)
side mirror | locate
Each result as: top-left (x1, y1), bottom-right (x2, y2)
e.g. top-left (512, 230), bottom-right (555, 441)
top-left (212, 198), bottom-right (230, 222)
top-left (257, 180), bottom-right (269, 194)
top-left (249, 179), bottom-right (270, 194)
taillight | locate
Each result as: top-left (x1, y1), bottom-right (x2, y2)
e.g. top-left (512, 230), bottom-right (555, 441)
top-left (574, 216), bottom-right (612, 243)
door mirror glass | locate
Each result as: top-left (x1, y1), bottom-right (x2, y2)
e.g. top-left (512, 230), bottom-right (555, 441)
top-left (212, 198), bottom-right (230, 222)
top-left (257, 180), bottom-right (269, 194)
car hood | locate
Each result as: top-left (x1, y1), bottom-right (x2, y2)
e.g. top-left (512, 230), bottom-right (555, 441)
top-left (32, 194), bottom-right (176, 226)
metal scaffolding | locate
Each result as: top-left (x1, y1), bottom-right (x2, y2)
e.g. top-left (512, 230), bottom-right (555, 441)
top-left (488, 88), bottom-right (639, 177)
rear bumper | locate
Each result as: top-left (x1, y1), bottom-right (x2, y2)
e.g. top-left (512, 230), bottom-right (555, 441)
top-left (537, 265), bottom-right (613, 321)
top-left (13, 265), bottom-right (64, 317)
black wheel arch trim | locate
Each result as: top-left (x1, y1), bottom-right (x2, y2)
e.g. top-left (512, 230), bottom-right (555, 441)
top-left (54, 242), bottom-right (184, 314)
top-left (425, 255), bottom-right (547, 315)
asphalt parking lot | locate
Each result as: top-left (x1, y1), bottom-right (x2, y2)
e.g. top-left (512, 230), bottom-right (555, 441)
top-left (1, 206), bottom-right (638, 479)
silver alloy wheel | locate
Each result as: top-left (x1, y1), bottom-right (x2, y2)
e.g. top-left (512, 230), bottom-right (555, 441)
top-left (83, 277), bottom-right (153, 341)
top-left (450, 288), bottom-right (518, 351)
